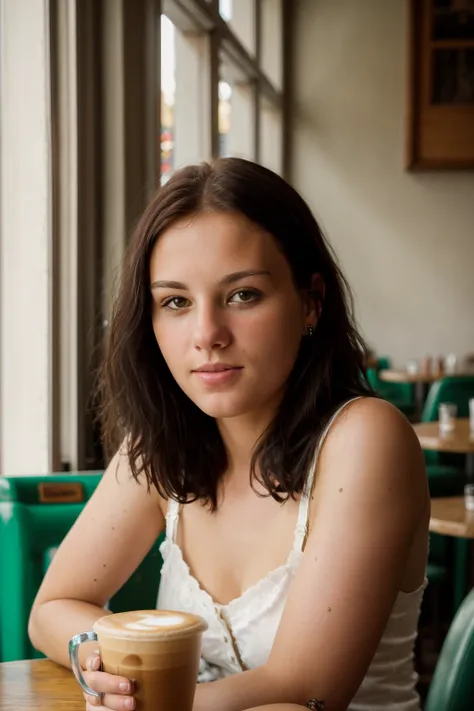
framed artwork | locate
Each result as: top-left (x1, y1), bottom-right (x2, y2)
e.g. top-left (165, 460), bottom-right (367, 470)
top-left (406, 0), bottom-right (474, 169)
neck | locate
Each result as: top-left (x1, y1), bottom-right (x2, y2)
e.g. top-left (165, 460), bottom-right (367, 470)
top-left (217, 404), bottom-right (278, 477)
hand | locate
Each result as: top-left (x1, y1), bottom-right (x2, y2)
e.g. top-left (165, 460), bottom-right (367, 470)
top-left (82, 655), bottom-right (136, 710)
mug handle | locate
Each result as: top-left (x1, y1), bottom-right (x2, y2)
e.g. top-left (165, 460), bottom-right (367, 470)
top-left (68, 630), bottom-right (101, 698)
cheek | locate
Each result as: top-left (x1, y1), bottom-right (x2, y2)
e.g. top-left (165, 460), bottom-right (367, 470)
top-left (242, 301), bottom-right (303, 363)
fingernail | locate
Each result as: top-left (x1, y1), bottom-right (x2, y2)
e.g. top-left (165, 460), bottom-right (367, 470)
top-left (125, 698), bottom-right (136, 710)
top-left (119, 681), bottom-right (131, 693)
top-left (91, 656), bottom-right (101, 671)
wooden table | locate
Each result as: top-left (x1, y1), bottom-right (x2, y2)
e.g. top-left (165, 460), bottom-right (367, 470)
top-left (429, 496), bottom-right (474, 610)
top-left (0, 658), bottom-right (83, 710)
top-left (430, 496), bottom-right (474, 539)
top-left (413, 418), bottom-right (474, 477)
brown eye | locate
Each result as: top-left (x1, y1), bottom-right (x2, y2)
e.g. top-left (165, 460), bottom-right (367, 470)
top-left (228, 289), bottom-right (261, 305)
top-left (162, 296), bottom-right (190, 310)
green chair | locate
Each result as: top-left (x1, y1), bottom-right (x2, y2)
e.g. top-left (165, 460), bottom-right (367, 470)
top-left (422, 376), bottom-right (474, 491)
top-left (0, 474), bottom-right (164, 662)
top-left (425, 586), bottom-right (474, 711)
top-left (366, 357), bottom-right (415, 418)
top-left (422, 375), bottom-right (474, 422)
top-left (421, 377), bottom-right (474, 620)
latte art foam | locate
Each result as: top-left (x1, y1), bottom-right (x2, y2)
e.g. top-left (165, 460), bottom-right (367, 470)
top-left (124, 613), bottom-right (188, 630)
top-left (93, 609), bottom-right (207, 641)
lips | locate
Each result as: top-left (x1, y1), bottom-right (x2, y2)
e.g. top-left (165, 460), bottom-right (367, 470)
top-left (193, 364), bottom-right (241, 373)
top-left (192, 365), bottom-right (243, 386)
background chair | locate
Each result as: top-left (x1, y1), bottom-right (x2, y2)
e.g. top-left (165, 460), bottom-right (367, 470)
top-left (0, 474), bottom-right (163, 662)
top-left (421, 375), bottom-right (474, 496)
top-left (419, 377), bottom-right (474, 650)
top-left (424, 586), bottom-right (474, 711)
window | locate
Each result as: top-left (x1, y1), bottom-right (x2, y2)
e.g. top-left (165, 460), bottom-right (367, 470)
top-left (160, 7), bottom-right (212, 183)
top-left (159, 0), bottom-right (288, 176)
top-left (259, 96), bottom-right (283, 174)
top-left (219, 61), bottom-right (255, 160)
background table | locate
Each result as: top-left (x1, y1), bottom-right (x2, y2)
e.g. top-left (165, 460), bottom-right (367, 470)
top-left (413, 418), bottom-right (474, 477)
top-left (429, 496), bottom-right (474, 610)
top-left (0, 658), bottom-right (83, 710)
top-left (430, 496), bottom-right (474, 539)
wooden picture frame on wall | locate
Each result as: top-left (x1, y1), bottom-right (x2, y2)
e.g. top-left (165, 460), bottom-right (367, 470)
top-left (406, 0), bottom-right (474, 170)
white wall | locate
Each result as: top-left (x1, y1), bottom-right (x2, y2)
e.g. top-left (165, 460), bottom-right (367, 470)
top-left (292, 0), bottom-right (474, 366)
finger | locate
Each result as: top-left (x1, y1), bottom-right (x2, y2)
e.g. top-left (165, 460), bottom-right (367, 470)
top-left (84, 670), bottom-right (134, 696)
top-left (86, 655), bottom-right (102, 672)
top-left (85, 692), bottom-right (135, 710)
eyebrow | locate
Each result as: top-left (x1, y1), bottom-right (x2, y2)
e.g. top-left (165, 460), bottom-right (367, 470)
top-left (150, 269), bottom-right (272, 291)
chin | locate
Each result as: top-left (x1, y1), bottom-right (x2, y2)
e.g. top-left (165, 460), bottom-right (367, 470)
top-left (192, 394), bottom-right (255, 420)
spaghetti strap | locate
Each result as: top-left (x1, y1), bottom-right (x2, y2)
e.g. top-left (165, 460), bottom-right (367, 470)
top-left (293, 396), bottom-right (364, 552)
top-left (165, 498), bottom-right (181, 543)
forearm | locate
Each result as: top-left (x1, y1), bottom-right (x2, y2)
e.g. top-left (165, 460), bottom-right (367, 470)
top-left (193, 665), bottom-right (300, 711)
top-left (29, 599), bottom-right (110, 668)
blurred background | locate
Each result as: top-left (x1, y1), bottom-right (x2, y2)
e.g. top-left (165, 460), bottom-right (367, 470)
top-left (0, 0), bottom-right (473, 475)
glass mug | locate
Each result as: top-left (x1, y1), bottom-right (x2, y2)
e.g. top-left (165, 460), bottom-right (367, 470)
top-left (69, 610), bottom-right (207, 711)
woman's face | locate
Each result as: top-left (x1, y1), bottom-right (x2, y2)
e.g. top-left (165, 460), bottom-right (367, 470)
top-left (150, 211), bottom-right (314, 422)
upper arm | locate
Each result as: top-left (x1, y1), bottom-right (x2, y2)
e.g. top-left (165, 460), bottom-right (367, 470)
top-left (33, 446), bottom-right (166, 609)
top-left (267, 399), bottom-right (428, 710)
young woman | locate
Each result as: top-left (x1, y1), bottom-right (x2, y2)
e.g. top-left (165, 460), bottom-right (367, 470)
top-left (29, 158), bottom-right (429, 711)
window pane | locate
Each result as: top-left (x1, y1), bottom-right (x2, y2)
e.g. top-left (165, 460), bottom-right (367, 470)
top-left (161, 15), bottom-right (176, 184)
top-left (261, 0), bottom-right (282, 89)
top-left (219, 60), bottom-right (255, 159)
top-left (160, 15), bottom-right (211, 180)
top-left (220, 0), bottom-right (256, 56)
top-left (259, 98), bottom-right (282, 175)
top-left (220, 0), bottom-right (233, 21)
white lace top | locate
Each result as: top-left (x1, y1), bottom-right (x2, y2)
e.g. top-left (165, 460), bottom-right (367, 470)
top-left (157, 398), bottom-right (426, 709)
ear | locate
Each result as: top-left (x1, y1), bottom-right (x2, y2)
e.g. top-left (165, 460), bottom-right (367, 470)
top-left (302, 273), bottom-right (325, 324)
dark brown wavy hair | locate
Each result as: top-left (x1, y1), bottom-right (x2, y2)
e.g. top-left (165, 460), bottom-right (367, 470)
top-left (98, 157), bottom-right (374, 509)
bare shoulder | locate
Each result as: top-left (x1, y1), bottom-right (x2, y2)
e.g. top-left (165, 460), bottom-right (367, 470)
top-left (329, 395), bottom-right (421, 442)
top-left (314, 396), bottom-right (428, 520)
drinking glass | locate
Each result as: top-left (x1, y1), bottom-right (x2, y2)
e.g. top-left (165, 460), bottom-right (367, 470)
top-left (464, 484), bottom-right (474, 512)
top-left (439, 402), bottom-right (457, 435)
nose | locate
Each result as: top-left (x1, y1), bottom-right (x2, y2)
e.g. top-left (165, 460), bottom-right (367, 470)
top-left (192, 303), bottom-right (231, 352)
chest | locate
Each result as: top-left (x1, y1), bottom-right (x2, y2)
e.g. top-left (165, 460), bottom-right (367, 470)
top-left (175, 492), bottom-right (300, 605)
